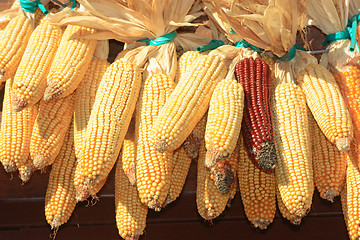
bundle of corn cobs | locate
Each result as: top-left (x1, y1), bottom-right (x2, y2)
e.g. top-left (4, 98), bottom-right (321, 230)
top-left (1, 0), bottom-right (360, 239)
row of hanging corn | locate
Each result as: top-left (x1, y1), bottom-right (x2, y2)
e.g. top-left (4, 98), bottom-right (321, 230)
top-left (0, 0), bottom-right (359, 239)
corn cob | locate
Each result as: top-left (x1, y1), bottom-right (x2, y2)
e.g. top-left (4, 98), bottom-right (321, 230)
top-left (297, 63), bottom-right (353, 152)
top-left (175, 50), bottom-right (201, 84)
top-left (30, 94), bottom-right (75, 170)
top-left (152, 54), bottom-right (227, 153)
top-left (276, 185), bottom-right (301, 225)
top-left (45, 123), bottom-right (76, 230)
top-left (341, 153), bottom-right (360, 240)
top-left (74, 59), bottom-right (141, 200)
top-left (136, 73), bottom-right (175, 210)
top-left (114, 49), bottom-right (130, 61)
top-left (73, 58), bottom-right (109, 158)
top-left (12, 18), bottom-right (63, 112)
top-left (235, 57), bottom-right (277, 171)
top-left (165, 146), bottom-right (192, 205)
top-left (335, 66), bottom-right (360, 166)
top-left (44, 25), bottom-right (97, 101)
top-left (197, 141), bottom-right (237, 220)
top-left (0, 80), bottom-right (38, 172)
top-left (205, 78), bottom-right (243, 168)
top-left (18, 156), bottom-right (33, 183)
top-left (273, 82), bottom-right (314, 219)
top-left (210, 142), bottom-right (239, 195)
top-left (0, 14), bottom-right (34, 82)
top-left (238, 135), bottom-right (276, 229)
top-left (122, 117), bottom-right (136, 186)
top-left (310, 114), bottom-right (347, 201)
top-left (115, 155), bottom-right (148, 240)
top-left (182, 114), bottom-right (207, 160)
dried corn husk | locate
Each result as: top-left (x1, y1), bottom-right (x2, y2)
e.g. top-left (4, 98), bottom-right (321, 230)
top-left (48, 0), bottom-right (210, 78)
top-left (307, 0), bottom-right (360, 72)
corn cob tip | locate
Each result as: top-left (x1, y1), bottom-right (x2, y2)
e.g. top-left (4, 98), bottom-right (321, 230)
top-left (205, 145), bottom-right (226, 168)
top-left (335, 137), bottom-right (350, 152)
top-left (43, 85), bottom-right (63, 101)
top-left (19, 169), bottom-right (33, 183)
top-left (256, 141), bottom-right (277, 171)
top-left (3, 163), bottom-right (16, 173)
top-left (289, 217), bottom-right (302, 225)
top-left (76, 184), bottom-right (91, 202)
top-left (153, 139), bottom-right (167, 153)
top-left (205, 207), bottom-right (216, 220)
top-left (147, 197), bottom-right (162, 211)
top-left (182, 134), bottom-right (201, 159)
top-left (33, 155), bottom-right (48, 170)
top-left (49, 216), bottom-right (61, 230)
top-left (124, 236), bottom-right (140, 240)
top-left (253, 219), bottom-right (271, 230)
top-left (322, 189), bottom-right (338, 202)
top-left (12, 93), bottom-right (28, 112)
top-left (210, 162), bottom-right (234, 194)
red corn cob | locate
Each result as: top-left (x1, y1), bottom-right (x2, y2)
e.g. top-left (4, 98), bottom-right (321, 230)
top-left (235, 57), bottom-right (276, 171)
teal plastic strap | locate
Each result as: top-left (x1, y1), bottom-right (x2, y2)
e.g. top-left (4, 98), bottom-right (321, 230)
top-left (234, 39), bottom-right (262, 52)
top-left (137, 31), bottom-right (177, 46)
top-left (230, 28), bottom-right (236, 34)
top-left (71, 0), bottom-right (76, 10)
top-left (322, 30), bottom-right (350, 46)
top-left (196, 39), bottom-right (224, 52)
top-left (323, 13), bottom-right (360, 52)
top-left (348, 14), bottom-right (360, 52)
top-left (20, 0), bottom-right (48, 14)
top-left (275, 44), bottom-right (306, 61)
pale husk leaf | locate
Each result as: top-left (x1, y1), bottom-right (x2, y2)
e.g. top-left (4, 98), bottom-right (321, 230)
top-left (307, 0), bottom-right (348, 34)
top-left (93, 40), bottom-right (109, 61)
top-left (349, 0), bottom-right (360, 17)
top-left (207, 0), bottom-right (305, 57)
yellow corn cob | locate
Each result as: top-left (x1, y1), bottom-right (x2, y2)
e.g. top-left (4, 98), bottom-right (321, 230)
top-left (310, 114), bottom-right (347, 201)
top-left (175, 50), bottom-right (201, 84)
top-left (272, 82), bottom-right (314, 219)
top-left (238, 136), bottom-right (276, 229)
top-left (182, 114), bottom-right (207, 159)
top-left (43, 25), bottom-right (97, 101)
top-left (196, 141), bottom-right (237, 220)
top-left (152, 54), bottom-right (227, 153)
top-left (210, 144), bottom-right (239, 195)
top-left (73, 58), bottom-right (109, 158)
top-left (115, 155), bottom-right (148, 240)
top-left (335, 66), bottom-right (360, 168)
top-left (122, 117), bottom-right (136, 186)
top-left (18, 156), bottom-right (33, 183)
top-left (297, 63), bottom-right (353, 151)
top-left (341, 153), bottom-right (360, 240)
top-left (0, 14), bottom-right (34, 82)
top-left (45, 123), bottom-right (76, 230)
top-left (30, 94), bottom-right (75, 170)
top-left (165, 146), bottom-right (192, 205)
top-left (205, 78), bottom-right (244, 168)
top-left (0, 80), bottom-right (38, 172)
top-left (136, 73), bottom-right (175, 210)
top-left (276, 185), bottom-right (301, 225)
top-left (12, 18), bottom-right (63, 112)
top-left (74, 59), bottom-right (141, 201)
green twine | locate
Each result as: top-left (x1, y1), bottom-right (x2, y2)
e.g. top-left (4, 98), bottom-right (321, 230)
top-left (323, 13), bottom-right (360, 52)
top-left (234, 39), bottom-right (263, 52)
top-left (274, 44), bottom-right (306, 62)
top-left (20, 0), bottom-right (77, 15)
top-left (137, 31), bottom-right (177, 46)
top-left (196, 39), bottom-right (224, 52)
top-left (20, 0), bottom-right (48, 14)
